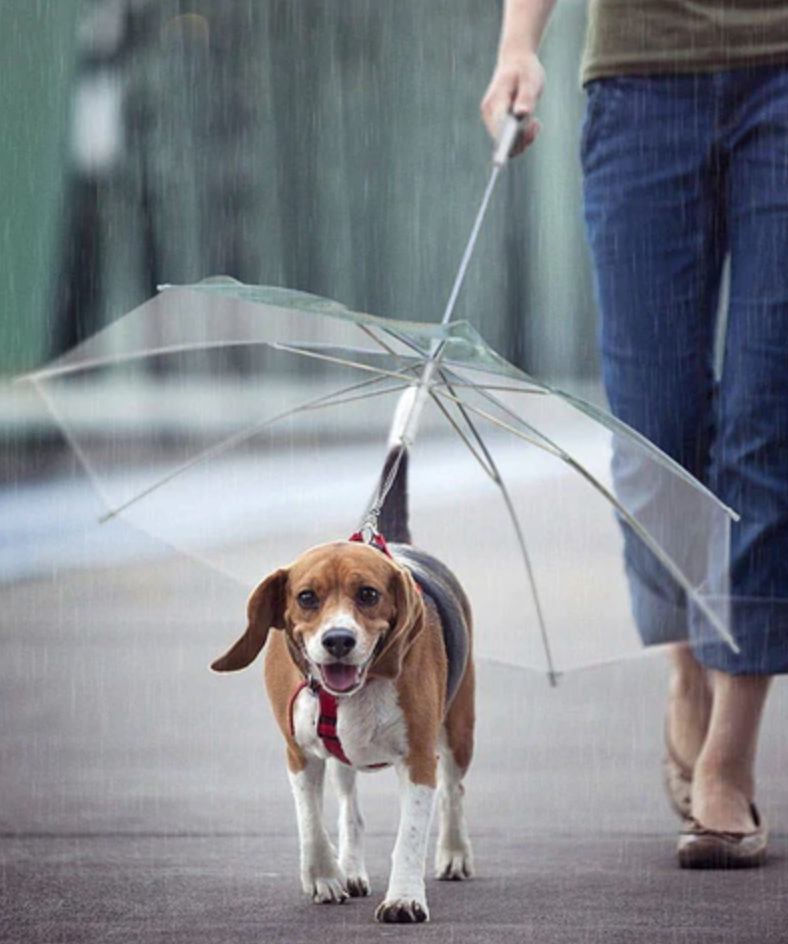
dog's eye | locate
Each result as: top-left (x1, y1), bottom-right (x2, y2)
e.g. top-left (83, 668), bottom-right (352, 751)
top-left (296, 589), bottom-right (319, 610)
top-left (357, 586), bottom-right (380, 607)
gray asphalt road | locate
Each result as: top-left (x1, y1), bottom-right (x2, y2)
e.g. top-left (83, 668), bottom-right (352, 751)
top-left (2, 462), bottom-right (787, 943)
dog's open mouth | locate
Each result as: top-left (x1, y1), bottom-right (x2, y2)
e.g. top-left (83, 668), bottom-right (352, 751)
top-left (319, 662), bottom-right (364, 695)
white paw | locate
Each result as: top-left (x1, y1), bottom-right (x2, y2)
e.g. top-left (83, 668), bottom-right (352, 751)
top-left (375, 897), bottom-right (429, 923)
top-left (345, 872), bottom-right (371, 898)
top-left (301, 843), bottom-right (349, 904)
top-left (306, 875), bottom-right (349, 904)
top-left (435, 842), bottom-right (474, 881)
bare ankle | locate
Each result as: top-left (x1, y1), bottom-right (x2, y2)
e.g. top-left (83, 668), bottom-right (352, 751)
top-left (667, 648), bottom-right (711, 768)
top-left (688, 670), bottom-right (771, 832)
top-left (691, 760), bottom-right (755, 831)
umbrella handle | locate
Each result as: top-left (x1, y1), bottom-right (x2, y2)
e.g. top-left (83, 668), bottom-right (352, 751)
top-left (492, 112), bottom-right (526, 168)
top-left (389, 382), bottom-right (429, 448)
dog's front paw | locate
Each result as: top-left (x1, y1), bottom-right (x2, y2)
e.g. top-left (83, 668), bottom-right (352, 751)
top-left (302, 859), bottom-right (349, 904)
top-left (435, 840), bottom-right (474, 881)
top-left (375, 898), bottom-right (429, 924)
top-left (301, 845), bottom-right (349, 904)
top-left (345, 873), bottom-right (371, 898)
top-left (306, 875), bottom-right (349, 905)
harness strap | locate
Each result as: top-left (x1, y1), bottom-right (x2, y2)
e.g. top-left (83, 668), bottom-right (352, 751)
top-left (288, 680), bottom-right (309, 738)
top-left (289, 679), bottom-right (387, 770)
top-left (316, 687), bottom-right (353, 765)
top-left (348, 529), bottom-right (393, 558)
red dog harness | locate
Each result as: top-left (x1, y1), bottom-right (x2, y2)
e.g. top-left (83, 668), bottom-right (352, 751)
top-left (288, 678), bottom-right (389, 770)
top-left (347, 529), bottom-right (392, 556)
top-left (288, 679), bottom-right (348, 766)
top-left (287, 530), bottom-right (395, 770)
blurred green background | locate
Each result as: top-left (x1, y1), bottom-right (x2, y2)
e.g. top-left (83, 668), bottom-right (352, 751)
top-left (0, 0), bottom-right (594, 382)
top-left (0, 0), bottom-right (78, 374)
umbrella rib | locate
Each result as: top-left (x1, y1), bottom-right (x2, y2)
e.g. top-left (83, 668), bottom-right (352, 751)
top-left (431, 377), bottom-right (548, 397)
top-left (436, 367), bottom-right (736, 522)
top-left (98, 375), bottom-right (407, 523)
top-left (379, 326), bottom-right (444, 360)
top-left (357, 323), bottom-right (424, 363)
top-left (23, 335), bottom-right (422, 384)
top-left (551, 388), bottom-right (739, 521)
top-left (271, 342), bottom-right (424, 384)
top-left (433, 383), bottom-right (559, 455)
top-left (429, 380), bottom-right (559, 685)
top-left (436, 369), bottom-right (570, 454)
top-left (30, 378), bottom-right (118, 511)
top-left (433, 389), bottom-right (739, 654)
top-left (428, 394), bottom-right (497, 480)
top-left (22, 339), bottom-right (283, 382)
top-left (304, 381), bottom-right (412, 411)
top-left (374, 323), bottom-right (550, 398)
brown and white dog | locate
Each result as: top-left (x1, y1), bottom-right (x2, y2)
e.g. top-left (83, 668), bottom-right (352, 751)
top-left (211, 448), bottom-right (475, 923)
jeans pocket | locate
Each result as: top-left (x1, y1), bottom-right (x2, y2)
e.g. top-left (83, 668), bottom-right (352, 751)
top-left (580, 80), bottom-right (613, 169)
top-left (580, 76), bottom-right (648, 171)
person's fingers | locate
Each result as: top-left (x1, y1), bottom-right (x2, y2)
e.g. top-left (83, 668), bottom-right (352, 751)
top-left (510, 115), bottom-right (542, 157)
top-left (481, 54), bottom-right (545, 156)
top-left (511, 56), bottom-right (545, 119)
top-left (480, 71), bottom-right (518, 142)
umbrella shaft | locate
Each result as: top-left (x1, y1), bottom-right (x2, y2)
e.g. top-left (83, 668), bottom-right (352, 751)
top-left (391, 164), bottom-right (504, 450)
top-left (439, 164), bottom-right (502, 327)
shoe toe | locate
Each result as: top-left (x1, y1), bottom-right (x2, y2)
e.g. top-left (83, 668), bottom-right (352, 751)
top-left (677, 805), bottom-right (768, 870)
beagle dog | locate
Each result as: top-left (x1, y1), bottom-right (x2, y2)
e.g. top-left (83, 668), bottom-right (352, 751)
top-left (212, 449), bottom-right (475, 923)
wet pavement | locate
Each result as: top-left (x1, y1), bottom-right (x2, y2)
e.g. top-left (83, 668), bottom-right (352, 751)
top-left (2, 456), bottom-right (787, 943)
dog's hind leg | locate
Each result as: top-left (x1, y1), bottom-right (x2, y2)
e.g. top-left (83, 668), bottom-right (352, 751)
top-left (435, 666), bottom-right (475, 880)
top-left (289, 757), bottom-right (349, 904)
top-left (330, 761), bottom-right (371, 897)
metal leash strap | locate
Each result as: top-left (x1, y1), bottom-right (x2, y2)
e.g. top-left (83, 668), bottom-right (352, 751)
top-left (357, 443), bottom-right (407, 542)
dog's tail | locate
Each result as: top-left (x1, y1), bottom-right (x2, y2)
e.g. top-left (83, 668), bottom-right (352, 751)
top-left (375, 445), bottom-right (410, 544)
top-left (373, 386), bottom-right (419, 545)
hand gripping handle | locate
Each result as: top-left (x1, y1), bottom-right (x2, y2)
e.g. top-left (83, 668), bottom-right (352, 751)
top-left (492, 113), bottom-right (526, 168)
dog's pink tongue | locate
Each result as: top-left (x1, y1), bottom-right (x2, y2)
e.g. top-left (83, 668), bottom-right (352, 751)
top-left (321, 664), bottom-right (360, 693)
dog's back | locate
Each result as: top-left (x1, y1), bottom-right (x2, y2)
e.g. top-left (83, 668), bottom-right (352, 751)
top-left (375, 446), bottom-right (471, 709)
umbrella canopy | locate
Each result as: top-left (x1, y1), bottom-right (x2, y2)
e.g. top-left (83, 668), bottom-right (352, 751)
top-left (22, 277), bottom-right (737, 679)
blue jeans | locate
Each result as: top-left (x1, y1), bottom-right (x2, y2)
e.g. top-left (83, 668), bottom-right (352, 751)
top-left (581, 67), bottom-right (788, 674)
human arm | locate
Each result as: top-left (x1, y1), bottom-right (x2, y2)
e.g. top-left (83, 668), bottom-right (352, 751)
top-left (480, 0), bottom-right (559, 154)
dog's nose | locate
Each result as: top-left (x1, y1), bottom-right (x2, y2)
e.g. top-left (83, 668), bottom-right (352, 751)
top-left (322, 628), bottom-right (357, 659)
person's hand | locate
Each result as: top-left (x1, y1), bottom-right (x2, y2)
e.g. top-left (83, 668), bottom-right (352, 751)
top-left (480, 51), bottom-right (545, 157)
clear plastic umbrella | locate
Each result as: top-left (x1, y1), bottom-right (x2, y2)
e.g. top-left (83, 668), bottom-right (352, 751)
top-left (20, 118), bottom-right (738, 681)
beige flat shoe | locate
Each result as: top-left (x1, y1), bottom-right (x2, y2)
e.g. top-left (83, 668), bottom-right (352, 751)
top-left (663, 724), bottom-right (693, 822)
top-left (677, 804), bottom-right (768, 869)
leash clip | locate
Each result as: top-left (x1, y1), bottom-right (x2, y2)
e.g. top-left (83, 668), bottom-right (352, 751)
top-left (348, 523), bottom-right (394, 559)
top-left (359, 521), bottom-right (378, 545)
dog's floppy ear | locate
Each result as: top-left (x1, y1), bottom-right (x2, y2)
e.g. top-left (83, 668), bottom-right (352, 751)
top-left (211, 568), bottom-right (288, 672)
top-left (370, 564), bottom-right (425, 681)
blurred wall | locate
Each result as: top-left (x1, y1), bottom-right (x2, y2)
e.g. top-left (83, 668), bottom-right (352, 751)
top-left (515, 0), bottom-right (598, 380)
top-left (0, 0), bottom-right (79, 374)
top-left (17, 0), bottom-right (597, 383)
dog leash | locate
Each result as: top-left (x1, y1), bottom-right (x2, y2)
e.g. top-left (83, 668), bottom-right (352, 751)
top-left (356, 449), bottom-right (406, 547)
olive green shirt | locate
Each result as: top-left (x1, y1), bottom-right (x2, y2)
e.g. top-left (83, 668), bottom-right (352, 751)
top-left (582, 0), bottom-right (788, 84)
